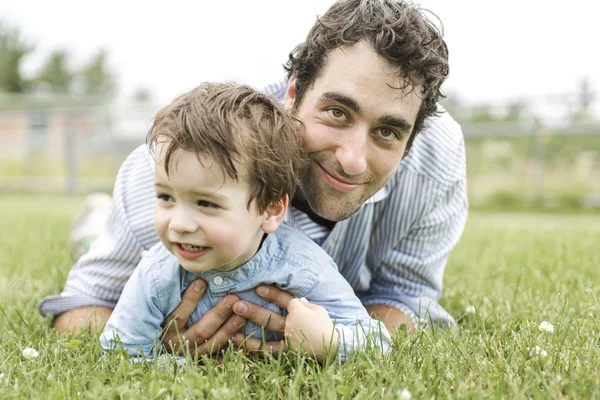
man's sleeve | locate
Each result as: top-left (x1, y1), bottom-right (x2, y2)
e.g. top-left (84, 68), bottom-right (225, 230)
top-left (360, 121), bottom-right (469, 328)
top-left (303, 263), bottom-right (392, 363)
top-left (38, 144), bottom-right (159, 317)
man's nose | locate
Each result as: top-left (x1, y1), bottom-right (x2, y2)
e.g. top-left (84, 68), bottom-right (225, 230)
top-left (168, 206), bottom-right (198, 233)
top-left (334, 127), bottom-right (368, 176)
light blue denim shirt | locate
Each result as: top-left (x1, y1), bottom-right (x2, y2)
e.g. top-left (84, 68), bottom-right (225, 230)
top-left (100, 224), bottom-right (391, 363)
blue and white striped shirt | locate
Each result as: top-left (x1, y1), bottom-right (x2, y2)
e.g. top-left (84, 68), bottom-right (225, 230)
top-left (39, 80), bottom-right (468, 326)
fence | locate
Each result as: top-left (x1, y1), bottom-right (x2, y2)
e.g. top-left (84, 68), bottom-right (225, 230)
top-left (1, 103), bottom-right (599, 210)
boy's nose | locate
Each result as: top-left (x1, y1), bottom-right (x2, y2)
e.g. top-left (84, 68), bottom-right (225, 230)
top-left (169, 208), bottom-right (198, 234)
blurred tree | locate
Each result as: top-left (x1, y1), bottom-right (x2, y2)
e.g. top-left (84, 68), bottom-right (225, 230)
top-left (35, 49), bottom-right (73, 93)
top-left (132, 87), bottom-right (152, 104)
top-left (79, 49), bottom-right (115, 98)
top-left (0, 19), bottom-right (35, 93)
top-left (571, 78), bottom-right (594, 120)
top-left (503, 100), bottom-right (527, 122)
top-left (469, 104), bottom-right (498, 122)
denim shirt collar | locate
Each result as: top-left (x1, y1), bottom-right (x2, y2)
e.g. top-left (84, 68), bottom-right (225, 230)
top-left (189, 232), bottom-right (279, 295)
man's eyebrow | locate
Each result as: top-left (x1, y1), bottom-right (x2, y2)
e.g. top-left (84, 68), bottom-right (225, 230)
top-left (320, 92), bottom-right (360, 113)
top-left (154, 182), bottom-right (169, 189)
top-left (378, 114), bottom-right (413, 133)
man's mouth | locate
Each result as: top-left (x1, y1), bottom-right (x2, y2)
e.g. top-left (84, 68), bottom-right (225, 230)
top-left (316, 162), bottom-right (362, 192)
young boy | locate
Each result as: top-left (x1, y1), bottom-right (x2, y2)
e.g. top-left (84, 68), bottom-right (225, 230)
top-left (100, 83), bottom-right (391, 363)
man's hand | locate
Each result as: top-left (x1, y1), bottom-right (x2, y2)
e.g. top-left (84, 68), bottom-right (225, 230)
top-left (161, 279), bottom-right (247, 357)
top-left (365, 304), bottom-right (414, 333)
top-left (231, 285), bottom-right (294, 356)
top-left (53, 306), bottom-right (113, 335)
top-left (285, 298), bottom-right (339, 362)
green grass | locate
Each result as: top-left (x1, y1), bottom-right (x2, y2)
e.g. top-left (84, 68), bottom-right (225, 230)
top-left (0, 195), bottom-right (599, 399)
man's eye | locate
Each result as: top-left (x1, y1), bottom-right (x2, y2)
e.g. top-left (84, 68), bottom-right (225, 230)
top-left (198, 200), bottom-right (219, 209)
top-left (376, 128), bottom-right (398, 140)
top-left (328, 108), bottom-right (345, 119)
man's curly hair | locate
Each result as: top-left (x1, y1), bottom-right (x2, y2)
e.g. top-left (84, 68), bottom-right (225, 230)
top-left (284, 0), bottom-right (449, 154)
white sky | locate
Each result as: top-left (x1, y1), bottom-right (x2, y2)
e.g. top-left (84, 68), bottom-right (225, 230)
top-left (1, 0), bottom-right (598, 108)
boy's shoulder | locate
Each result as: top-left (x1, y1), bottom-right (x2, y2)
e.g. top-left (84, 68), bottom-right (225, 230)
top-left (271, 224), bottom-right (335, 273)
top-left (136, 243), bottom-right (182, 283)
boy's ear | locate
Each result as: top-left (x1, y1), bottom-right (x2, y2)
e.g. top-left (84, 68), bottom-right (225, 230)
top-left (261, 195), bottom-right (289, 234)
top-left (284, 76), bottom-right (297, 112)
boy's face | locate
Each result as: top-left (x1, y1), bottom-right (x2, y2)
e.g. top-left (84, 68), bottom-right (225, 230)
top-left (153, 144), bottom-right (269, 273)
top-left (286, 41), bottom-right (423, 221)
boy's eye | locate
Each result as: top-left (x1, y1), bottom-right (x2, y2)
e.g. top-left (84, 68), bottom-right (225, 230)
top-left (157, 193), bottom-right (174, 202)
top-left (198, 200), bottom-right (219, 209)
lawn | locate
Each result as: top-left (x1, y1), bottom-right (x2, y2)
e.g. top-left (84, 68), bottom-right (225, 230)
top-left (0, 195), bottom-right (598, 399)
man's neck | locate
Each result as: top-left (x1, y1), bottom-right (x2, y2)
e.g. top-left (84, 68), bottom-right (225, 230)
top-left (291, 196), bottom-right (336, 230)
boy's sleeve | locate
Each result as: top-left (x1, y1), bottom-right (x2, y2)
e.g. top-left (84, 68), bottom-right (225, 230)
top-left (302, 263), bottom-right (392, 363)
top-left (99, 254), bottom-right (167, 359)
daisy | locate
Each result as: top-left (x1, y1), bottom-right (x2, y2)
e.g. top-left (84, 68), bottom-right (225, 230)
top-left (539, 321), bottom-right (555, 333)
top-left (22, 347), bottom-right (39, 359)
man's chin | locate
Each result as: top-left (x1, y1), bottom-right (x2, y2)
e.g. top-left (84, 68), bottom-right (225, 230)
top-left (308, 196), bottom-right (362, 222)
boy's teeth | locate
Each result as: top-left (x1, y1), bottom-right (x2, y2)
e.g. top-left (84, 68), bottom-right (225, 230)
top-left (181, 244), bottom-right (203, 251)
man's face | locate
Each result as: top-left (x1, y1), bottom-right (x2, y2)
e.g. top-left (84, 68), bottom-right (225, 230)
top-left (285, 41), bottom-right (422, 221)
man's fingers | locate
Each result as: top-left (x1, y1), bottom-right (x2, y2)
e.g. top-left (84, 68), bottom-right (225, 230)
top-left (190, 314), bottom-right (247, 356)
top-left (175, 294), bottom-right (239, 343)
top-left (163, 279), bottom-right (206, 333)
top-left (256, 285), bottom-right (295, 309)
top-left (232, 334), bottom-right (286, 357)
top-left (233, 300), bottom-right (286, 334)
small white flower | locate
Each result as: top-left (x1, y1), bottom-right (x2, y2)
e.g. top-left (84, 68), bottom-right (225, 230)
top-left (528, 345), bottom-right (548, 358)
top-left (0, 373), bottom-right (5, 381)
top-left (539, 321), bottom-right (555, 333)
top-left (398, 388), bottom-right (412, 400)
top-left (22, 347), bottom-right (39, 359)
top-left (465, 305), bottom-right (476, 314)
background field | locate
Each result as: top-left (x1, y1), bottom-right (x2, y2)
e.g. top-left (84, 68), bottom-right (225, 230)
top-left (0, 195), bottom-right (598, 399)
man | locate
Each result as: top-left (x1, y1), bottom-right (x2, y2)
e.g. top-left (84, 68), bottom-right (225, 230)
top-left (39, 0), bottom-right (467, 356)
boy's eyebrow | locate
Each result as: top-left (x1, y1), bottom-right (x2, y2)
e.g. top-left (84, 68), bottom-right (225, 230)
top-left (189, 189), bottom-right (227, 202)
top-left (155, 182), bottom-right (228, 202)
top-left (320, 91), bottom-right (360, 113)
top-left (154, 182), bottom-right (170, 190)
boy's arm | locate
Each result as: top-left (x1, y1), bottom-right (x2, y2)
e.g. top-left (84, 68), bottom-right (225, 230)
top-left (100, 257), bottom-right (167, 358)
top-left (289, 264), bottom-right (392, 363)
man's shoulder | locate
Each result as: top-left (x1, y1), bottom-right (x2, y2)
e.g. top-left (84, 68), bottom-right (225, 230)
top-left (398, 108), bottom-right (465, 186)
top-left (120, 144), bottom-right (154, 176)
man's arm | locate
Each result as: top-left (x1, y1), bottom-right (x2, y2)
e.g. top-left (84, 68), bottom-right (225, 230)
top-left (39, 145), bottom-right (158, 333)
top-left (53, 306), bottom-right (113, 335)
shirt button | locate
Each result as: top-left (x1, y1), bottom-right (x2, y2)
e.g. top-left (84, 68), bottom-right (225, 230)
top-left (213, 276), bottom-right (223, 285)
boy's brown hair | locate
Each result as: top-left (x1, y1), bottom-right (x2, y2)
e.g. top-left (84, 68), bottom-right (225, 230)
top-left (147, 82), bottom-right (305, 213)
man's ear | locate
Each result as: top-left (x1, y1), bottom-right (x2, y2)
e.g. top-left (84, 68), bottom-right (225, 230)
top-left (284, 76), bottom-right (297, 112)
top-left (261, 195), bottom-right (289, 234)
